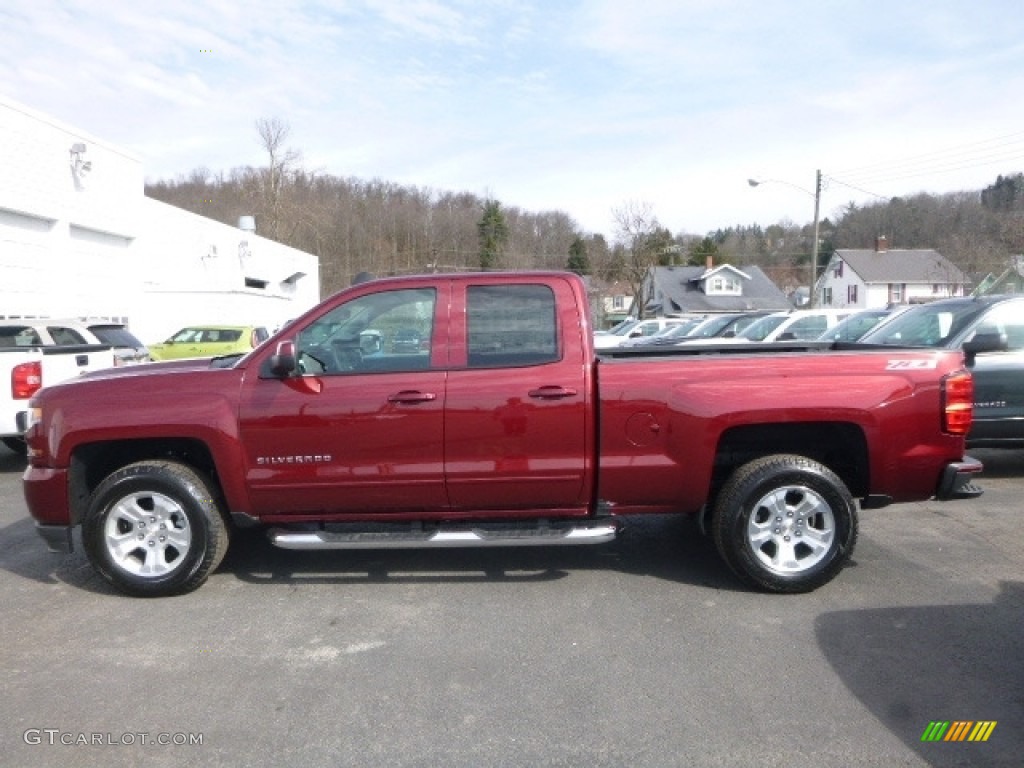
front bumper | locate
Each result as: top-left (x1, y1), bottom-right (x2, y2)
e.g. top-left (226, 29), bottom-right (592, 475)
top-left (23, 465), bottom-right (74, 552)
top-left (935, 457), bottom-right (984, 501)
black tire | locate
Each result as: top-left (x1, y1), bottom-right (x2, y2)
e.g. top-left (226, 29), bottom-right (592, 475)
top-left (82, 460), bottom-right (230, 597)
top-left (2, 437), bottom-right (27, 456)
top-left (711, 454), bottom-right (858, 593)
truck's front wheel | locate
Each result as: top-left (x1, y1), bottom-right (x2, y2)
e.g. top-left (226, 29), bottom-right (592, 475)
top-left (82, 461), bottom-right (230, 597)
top-left (711, 454), bottom-right (858, 593)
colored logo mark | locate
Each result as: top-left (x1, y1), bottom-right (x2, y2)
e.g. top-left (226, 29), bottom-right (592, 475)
top-left (921, 721), bottom-right (997, 742)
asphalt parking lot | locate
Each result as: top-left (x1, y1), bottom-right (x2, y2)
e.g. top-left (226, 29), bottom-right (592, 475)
top-left (1, 444), bottom-right (1021, 768)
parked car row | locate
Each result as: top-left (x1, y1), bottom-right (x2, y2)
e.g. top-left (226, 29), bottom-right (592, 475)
top-left (605, 297), bottom-right (1024, 449)
top-left (0, 318), bottom-right (276, 364)
top-left (602, 308), bottom-right (854, 349)
top-left (604, 306), bottom-right (917, 350)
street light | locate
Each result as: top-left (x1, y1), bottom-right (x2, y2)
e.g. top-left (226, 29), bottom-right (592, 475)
top-left (748, 170), bottom-right (822, 307)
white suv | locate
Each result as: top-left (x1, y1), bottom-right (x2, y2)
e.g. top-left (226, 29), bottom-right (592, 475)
top-left (734, 309), bottom-right (855, 342)
top-left (594, 317), bottom-right (698, 349)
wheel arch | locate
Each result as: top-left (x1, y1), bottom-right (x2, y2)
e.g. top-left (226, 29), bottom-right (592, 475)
top-left (69, 438), bottom-right (222, 526)
top-left (708, 421), bottom-right (869, 510)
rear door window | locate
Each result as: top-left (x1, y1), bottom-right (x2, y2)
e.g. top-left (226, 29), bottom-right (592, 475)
top-left (466, 284), bottom-right (559, 368)
top-left (47, 326), bottom-right (89, 345)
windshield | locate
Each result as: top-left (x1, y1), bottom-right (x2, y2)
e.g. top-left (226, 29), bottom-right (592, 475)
top-left (687, 314), bottom-right (741, 338)
top-left (738, 314), bottom-right (788, 341)
top-left (858, 302), bottom-right (987, 347)
top-left (601, 318), bottom-right (635, 335)
top-left (89, 326), bottom-right (145, 348)
top-left (610, 319), bottom-right (640, 337)
top-left (819, 311), bottom-right (890, 342)
top-left (658, 318), bottom-right (704, 338)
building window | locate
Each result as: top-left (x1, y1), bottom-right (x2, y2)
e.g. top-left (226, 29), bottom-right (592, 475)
top-left (823, 287), bottom-right (832, 305)
top-left (848, 285), bottom-right (858, 303)
top-left (890, 284), bottom-right (903, 303)
top-left (612, 295), bottom-right (625, 310)
top-left (706, 275), bottom-right (742, 296)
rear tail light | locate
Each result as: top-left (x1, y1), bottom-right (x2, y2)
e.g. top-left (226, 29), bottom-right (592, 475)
top-left (12, 360), bottom-right (43, 400)
top-left (942, 370), bottom-right (974, 435)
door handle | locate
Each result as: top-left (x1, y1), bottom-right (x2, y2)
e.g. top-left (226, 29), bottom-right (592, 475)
top-left (528, 385), bottom-right (578, 400)
top-left (388, 390), bottom-right (437, 404)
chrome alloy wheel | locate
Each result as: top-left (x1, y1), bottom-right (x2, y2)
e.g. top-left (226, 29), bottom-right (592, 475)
top-left (746, 485), bottom-right (836, 575)
top-left (103, 491), bottom-right (192, 577)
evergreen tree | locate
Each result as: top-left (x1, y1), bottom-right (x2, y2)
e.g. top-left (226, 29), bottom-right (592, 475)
top-left (477, 200), bottom-right (508, 270)
top-left (567, 235), bottom-right (591, 275)
top-left (687, 236), bottom-right (719, 266)
top-left (981, 173), bottom-right (1024, 211)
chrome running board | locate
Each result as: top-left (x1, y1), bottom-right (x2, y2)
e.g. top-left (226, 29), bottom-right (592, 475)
top-left (268, 521), bottom-right (618, 550)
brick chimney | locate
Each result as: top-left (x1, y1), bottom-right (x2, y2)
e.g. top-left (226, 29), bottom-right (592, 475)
top-left (706, 254), bottom-right (713, 270)
top-left (876, 235), bottom-right (888, 253)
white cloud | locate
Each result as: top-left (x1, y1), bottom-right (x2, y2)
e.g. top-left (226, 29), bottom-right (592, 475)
top-left (4, 0), bottom-right (1024, 237)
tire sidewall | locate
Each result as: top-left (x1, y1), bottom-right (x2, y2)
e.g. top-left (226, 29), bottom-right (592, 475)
top-left (83, 463), bottom-right (219, 597)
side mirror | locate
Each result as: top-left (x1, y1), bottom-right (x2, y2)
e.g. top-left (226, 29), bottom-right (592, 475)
top-left (963, 331), bottom-right (1007, 365)
top-left (269, 340), bottom-right (297, 377)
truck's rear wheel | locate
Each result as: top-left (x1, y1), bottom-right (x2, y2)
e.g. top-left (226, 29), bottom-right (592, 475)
top-left (711, 454), bottom-right (858, 593)
top-left (82, 461), bottom-right (230, 597)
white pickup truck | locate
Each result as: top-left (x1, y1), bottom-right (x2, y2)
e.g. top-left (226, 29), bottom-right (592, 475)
top-left (1, 345), bottom-right (117, 454)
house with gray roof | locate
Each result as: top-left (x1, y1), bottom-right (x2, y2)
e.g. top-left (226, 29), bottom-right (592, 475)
top-left (817, 236), bottom-right (969, 308)
top-left (642, 261), bottom-right (794, 315)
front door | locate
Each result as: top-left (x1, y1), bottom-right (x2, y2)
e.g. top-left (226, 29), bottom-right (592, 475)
top-left (238, 286), bottom-right (448, 515)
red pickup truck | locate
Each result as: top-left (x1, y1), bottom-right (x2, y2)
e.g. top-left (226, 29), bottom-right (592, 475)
top-left (22, 271), bottom-right (983, 597)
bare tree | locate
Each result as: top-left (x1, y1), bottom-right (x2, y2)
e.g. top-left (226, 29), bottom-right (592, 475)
top-left (612, 201), bottom-right (662, 318)
top-left (255, 117), bottom-right (303, 241)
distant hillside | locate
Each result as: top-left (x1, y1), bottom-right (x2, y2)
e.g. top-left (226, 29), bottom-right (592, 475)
top-left (146, 166), bottom-right (1024, 296)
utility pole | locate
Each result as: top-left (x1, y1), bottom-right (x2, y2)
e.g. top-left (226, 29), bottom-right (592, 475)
top-left (747, 170), bottom-right (824, 307)
top-left (810, 169), bottom-right (821, 308)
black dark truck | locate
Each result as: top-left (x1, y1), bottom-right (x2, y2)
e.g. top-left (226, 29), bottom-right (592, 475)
top-left (855, 294), bottom-right (1024, 448)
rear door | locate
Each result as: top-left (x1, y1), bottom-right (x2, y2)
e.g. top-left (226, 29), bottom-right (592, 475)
top-left (443, 276), bottom-right (592, 513)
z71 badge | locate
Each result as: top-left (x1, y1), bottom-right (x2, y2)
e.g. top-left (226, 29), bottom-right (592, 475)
top-left (886, 359), bottom-right (939, 370)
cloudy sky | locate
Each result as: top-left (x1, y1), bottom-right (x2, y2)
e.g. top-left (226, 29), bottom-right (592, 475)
top-left (4, 0), bottom-right (1024, 239)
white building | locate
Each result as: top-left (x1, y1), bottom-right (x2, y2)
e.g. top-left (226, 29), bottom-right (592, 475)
top-left (0, 95), bottom-right (319, 345)
top-left (815, 236), bottom-right (969, 309)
